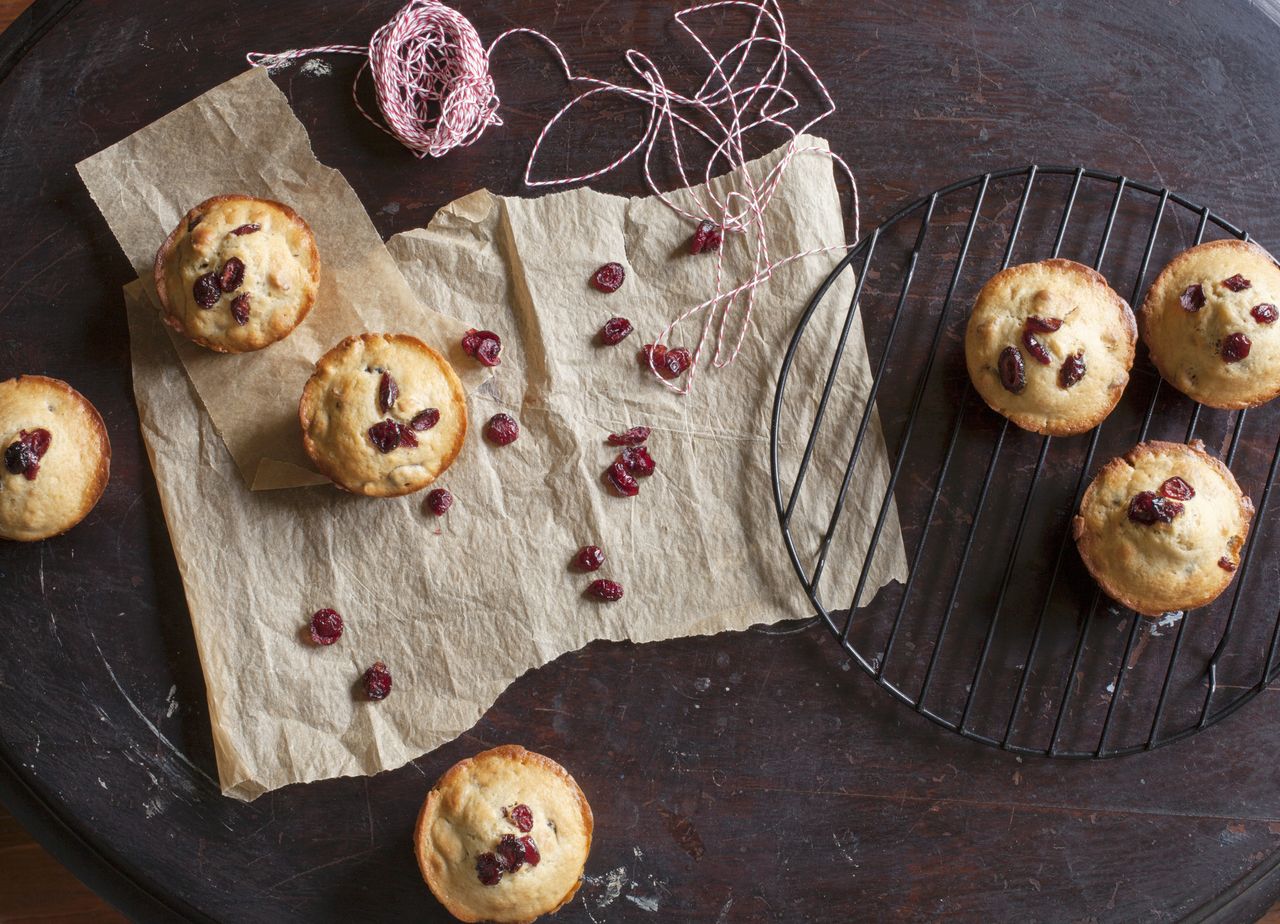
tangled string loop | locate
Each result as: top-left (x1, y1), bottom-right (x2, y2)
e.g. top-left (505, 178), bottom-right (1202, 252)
top-left (248, 0), bottom-right (502, 158)
top-left (249, 0), bottom-right (859, 395)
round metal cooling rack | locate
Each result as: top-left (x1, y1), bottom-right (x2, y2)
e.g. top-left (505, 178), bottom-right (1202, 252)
top-left (770, 165), bottom-right (1280, 759)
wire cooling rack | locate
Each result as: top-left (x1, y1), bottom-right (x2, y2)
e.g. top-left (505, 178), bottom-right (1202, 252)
top-left (770, 165), bottom-right (1280, 758)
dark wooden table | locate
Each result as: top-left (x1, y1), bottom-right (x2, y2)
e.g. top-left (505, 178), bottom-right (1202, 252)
top-left (4, 1), bottom-right (1280, 921)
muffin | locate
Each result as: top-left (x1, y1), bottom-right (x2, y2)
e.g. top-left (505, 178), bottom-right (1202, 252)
top-left (299, 333), bottom-right (466, 497)
top-left (965, 258), bottom-right (1137, 435)
top-left (154, 194), bottom-right (320, 353)
top-left (1072, 439), bottom-right (1252, 616)
top-left (415, 745), bottom-right (593, 924)
top-left (0, 375), bottom-right (110, 542)
top-left (1139, 238), bottom-right (1280, 409)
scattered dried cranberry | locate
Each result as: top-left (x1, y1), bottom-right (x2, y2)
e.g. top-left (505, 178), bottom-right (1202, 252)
top-left (231, 223), bottom-right (260, 235)
top-left (621, 445), bottom-right (655, 477)
top-left (1159, 476), bottom-right (1195, 500)
top-left (1025, 315), bottom-right (1062, 333)
top-left (1252, 303), bottom-right (1278, 324)
top-left (998, 346), bottom-right (1025, 393)
top-left (426, 488), bottom-right (452, 516)
top-left (507, 803), bottom-right (534, 831)
top-left (608, 426), bottom-right (651, 446)
top-left (574, 545), bottom-right (606, 572)
top-left (377, 372), bottom-right (399, 414)
top-left (485, 413), bottom-right (520, 445)
top-left (1179, 284), bottom-right (1205, 312)
top-left (368, 419), bottom-right (413, 453)
top-left (1219, 556), bottom-right (1238, 572)
top-left (1222, 274), bottom-right (1251, 292)
top-left (230, 293), bottom-right (251, 326)
top-left (462, 329), bottom-right (502, 367)
top-left (607, 460), bottom-right (640, 497)
top-left (219, 256), bottom-right (245, 293)
top-left (496, 834), bottom-right (526, 872)
top-left (1128, 490), bottom-right (1183, 525)
top-left (362, 661), bottom-right (392, 700)
top-left (187, 214), bottom-right (203, 233)
top-left (689, 220), bottom-right (723, 255)
top-left (4, 428), bottom-right (51, 480)
top-left (519, 835), bottom-right (540, 866)
top-left (1221, 332), bottom-right (1252, 363)
top-left (409, 408), bottom-right (440, 431)
top-left (663, 347), bottom-right (693, 377)
top-left (309, 609), bottom-right (343, 645)
top-left (193, 271), bottom-right (221, 308)
top-left (587, 579), bottom-right (624, 601)
top-left (1021, 330), bottom-right (1052, 365)
top-left (1059, 352), bottom-right (1086, 389)
top-left (476, 852), bottom-right (503, 886)
top-left (600, 317), bottom-right (634, 345)
top-left (591, 262), bottom-right (626, 293)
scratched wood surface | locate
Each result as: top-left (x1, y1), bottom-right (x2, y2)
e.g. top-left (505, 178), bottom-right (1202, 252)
top-left (3, 1), bottom-right (1280, 922)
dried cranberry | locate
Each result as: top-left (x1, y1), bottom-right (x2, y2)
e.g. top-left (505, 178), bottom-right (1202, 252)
top-left (998, 346), bottom-right (1026, 393)
top-left (1179, 284), bottom-right (1205, 312)
top-left (621, 445), bottom-right (655, 477)
top-left (496, 834), bottom-right (526, 872)
top-left (1252, 303), bottom-right (1278, 324)
top-left (1025, 315), bottom-right (1062, 333)
top-left (1219, 556), bottom-right (1238, 572)
top-left (230, 293), bottom-right (250, 326)
top-left (485, 413), bottom-right (520, 445)
top-left (219, 256), bottom-right (245, 292)
top-left (1059, 351), bottom-right (1086, 389)
top-left (591, 262), bottom-right (626, 293)
top-left (187, 214), bottom-right (203, 233)
top-left (1022, 330), bottom-right (1052, 365)
top-left (640, 343), bottom-right (667, 368)
top-left (309, 609), bottom-right (343, 645)
top-left (663, 347), bottom-right (693, 377)
top-left (193, 271), bottom-right (221, 308)
top-left (608, 426), bottom-right (651, 446)
top-left (587, 579), bottom-right (624, 601)
top-left (462, 329), bottom-right (502, 367)
top-left (231, 223), bottom-right (261, 235)
top-left (574, 545), bottom-right (605, 572)
top-left (3, 428), bottom-right (51, 481)
top-left (368, 419), bottom-right (407, 453)
top-left (1221, 332), bottom-right (1252, 363)
top-left (476, 852), bottom-right (503, 886)
top-left (689, 220), bottom-right (723, 255)
top-left (607, 460), bottom-right (640, 497)
top-left (377, 372), bottom-right (399, 414)
top-left (362, 661), bottom-right (392, 700)
top-left (1159, 476), bottom-right (1194, 500)
top-left (600, 317), bottom-right (634, 345)
top-left (426, 488), bottom-right (452, 516)
top-left (519, 835), bottom-right (540, 866)
top-left (1128, 490), bottom-right (1183, 525)
top-left (409, 408), bottom-right (440, 431)
top-left (1222, 274), bottom-right (1251, 292)
top-left (506, 803), bottom-right (534, 831)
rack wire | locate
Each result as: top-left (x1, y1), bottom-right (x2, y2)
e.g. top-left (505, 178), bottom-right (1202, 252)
top-left (770, 165), bottom-right (1280, 758)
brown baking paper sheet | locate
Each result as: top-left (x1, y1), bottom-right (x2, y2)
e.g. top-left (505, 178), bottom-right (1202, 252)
top-left (95, 69), bottom-right (907, 798)
top-left (77, 68), bottom-right (491, 491)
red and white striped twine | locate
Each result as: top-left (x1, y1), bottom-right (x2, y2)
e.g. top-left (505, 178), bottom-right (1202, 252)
top-left (248, 0), bottom-right (859, 395)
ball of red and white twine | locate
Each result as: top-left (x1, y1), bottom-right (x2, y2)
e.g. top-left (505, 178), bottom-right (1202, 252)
top-left (248, 0), bottom-right (859, 395)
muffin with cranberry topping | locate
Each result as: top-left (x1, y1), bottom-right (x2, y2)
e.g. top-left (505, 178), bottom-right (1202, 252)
top-left (1140, 239), bottom-right (1280, 409)
top-left (154, 194), bottom-right (320, 353)
top-left (415, 745), bottom-right (593, 924)
top-left (0, 375), bottom-right (110, 542)
top-left (1073, 439), bottom-right (1252, 616)
top-left (966, 259), bottom-right (1136, 435)
top-left (299, 333), bottom-right (466, 497)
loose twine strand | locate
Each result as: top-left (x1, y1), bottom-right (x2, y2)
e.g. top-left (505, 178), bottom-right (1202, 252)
top-left (248, 0), bottom-right (859, 395)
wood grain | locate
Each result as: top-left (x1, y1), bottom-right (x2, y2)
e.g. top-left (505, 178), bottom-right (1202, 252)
top-left (2, 1), bottom-right (1280, 923)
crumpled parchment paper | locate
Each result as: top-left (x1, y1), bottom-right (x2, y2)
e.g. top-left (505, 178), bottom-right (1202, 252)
top-left (89, 69), bottom-right (906, 799)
